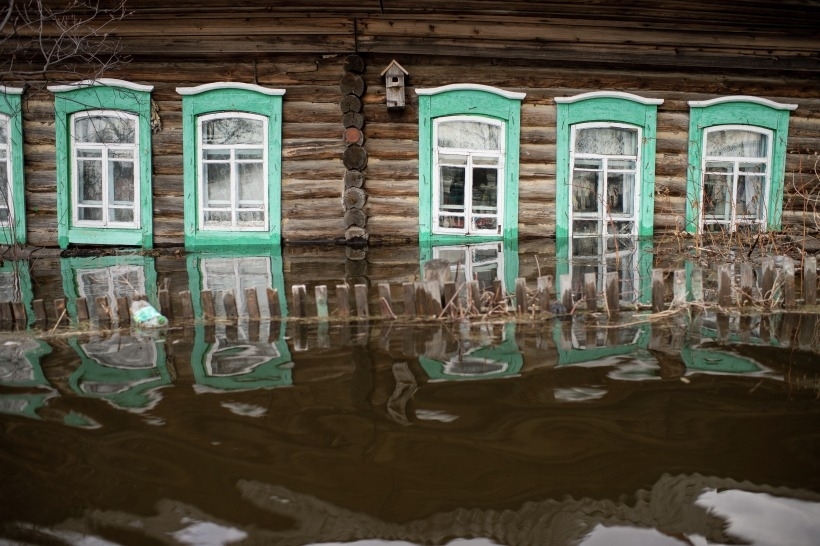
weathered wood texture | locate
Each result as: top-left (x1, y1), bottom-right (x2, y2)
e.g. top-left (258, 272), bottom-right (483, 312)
top-left (10, 2), bottom-right (820, 246)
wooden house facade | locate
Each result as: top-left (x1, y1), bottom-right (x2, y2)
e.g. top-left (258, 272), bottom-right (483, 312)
top-left (1, 0), bottom-right (819, 249)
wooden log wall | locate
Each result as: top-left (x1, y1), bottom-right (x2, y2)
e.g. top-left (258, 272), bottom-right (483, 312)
top-left (10, 2), bottom-right (820, 247)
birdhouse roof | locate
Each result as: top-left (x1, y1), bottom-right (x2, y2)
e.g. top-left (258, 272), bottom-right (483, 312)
top-left (380, 60), bottom-right (409, 77)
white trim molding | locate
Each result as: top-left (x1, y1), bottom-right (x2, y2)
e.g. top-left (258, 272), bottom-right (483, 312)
top-left (555, 91), bottom-right (664, 105)
top-left (416, 83), bottom-right (526, 101)
top-left (48, 78), bottom-right (154, 93)
top-left (688, 95), bottom-right (797, 111)
top-left (176, 82), bottom-right (286, 97)
top-left (0, 86), bottom-right (24, 95)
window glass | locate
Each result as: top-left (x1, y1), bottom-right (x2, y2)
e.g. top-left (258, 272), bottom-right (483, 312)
top-left (0, 115), bottom-right (9, 226)
top-left (570, 124), bottom-right (639, 237)
top-left (434, 117), bottom-right (504, 235)
top-left (199, 114), bottom-right (267, 231)
top-left (72, 112), bottom-right (139, 228)
top-left (701, 126), bottom-right (770, 231)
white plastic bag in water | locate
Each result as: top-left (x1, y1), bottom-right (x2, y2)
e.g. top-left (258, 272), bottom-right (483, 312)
top-left (130, 300), bottom-right (168, 328)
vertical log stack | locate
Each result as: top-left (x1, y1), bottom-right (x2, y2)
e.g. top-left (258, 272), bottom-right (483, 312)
top-left (341, 54), bottom-right (369, 283)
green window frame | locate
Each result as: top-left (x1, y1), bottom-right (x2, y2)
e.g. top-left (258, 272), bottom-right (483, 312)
top-left (177, 83), bottom-right (285, 250)
top-left (556, 91), bottom-right (663, 239)
top-left (0, 86), bottom-right (25, 245)
top-left (685, 96), bottom-right (797, 233)
top-left (49, 79), bottom-right (154, 248)
top-left (417, 84), bottom-right (525, 244)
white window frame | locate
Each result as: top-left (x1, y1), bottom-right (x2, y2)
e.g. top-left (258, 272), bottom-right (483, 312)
top-left (71, 110), bottom-right (140, 229)
top-left (432, 115), bottom-right (505, 236)
top-left (197, 112), bottom-right (269, 232)
top-left (0, 114), bottom-right (11, 228)
top-left (568, 122), bottom-right (641, 238)
top-left (700, 124), bottom-right (773, 232)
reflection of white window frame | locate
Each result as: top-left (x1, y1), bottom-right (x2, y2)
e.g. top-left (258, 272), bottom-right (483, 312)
top-left (432, 116), bottom-right (505, 235)
top-left (568, 122), bottom-right (641, 238)
top-left (198, 112), bottom-right (269, 232)
top-left (76, 264), bottom-right (145, 320)
top-left (81, 334), bottom-right (157, 370)
top-left (700, 125), bottom-right (772, 232)
top-left (0, 114), bottom-right (12, 228)
top-left (568, 237), bottom-right (641, 303)
top-left (205, 339), bottom-right (281, 377)
top-left (432, 242), bottom-right (505, 292)
top-left (71, 110), bottom-right (140, 228)
top-left (443, 355), bottom-right (508, 377)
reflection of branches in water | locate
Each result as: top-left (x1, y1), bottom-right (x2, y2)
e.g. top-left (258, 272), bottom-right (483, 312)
top-left (0, 0), bottom-right (129, 86)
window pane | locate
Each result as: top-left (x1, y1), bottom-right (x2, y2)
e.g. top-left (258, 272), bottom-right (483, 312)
top-left (740, 162), bottom-right (766, 174)
top-left (236, 149), bottom-right (263, 160)
top-left (202, 117), bottom-right (264, 145)
top-left (606, 172), bottom-right (634, 215)
top-left (437, 120), bottom-right (501, 150)
top-left (704, 174), bottom-right (731, 218)
top-left (78, 160), bottom-right (102, 203)
top-left (737, 175), bottom-right (763, 218)
top-left (572, 171), bottom-right (599, 213)
top-left (75, 115), bottom-right (136, 144)
top-left (472, 167), bottom-right (498, 211)
top-left (611, 222), bottom-right (634, 236)
top-left (109, 161), bottom-right (134, 204)
top-left (205, 163), bottom-right (231, 204)
top-left (78, 207), bottom-right (102, 221)
top-left (705, 161), bottom-right (732, 174)
top-left (573, 220), bottom-right (599, 236)
top-left (472, 217), bottom-right (497, 231)
top-left (438, 215), bottom-right (465, 229)
top-left (0, 117), bottom-right (7, 144)
top-left (237, 211), bottom-right (264, 225)
top-left (472, 156), bottom-right (499, 166)
top-left (111, 208), bottom-right (134, 223)
top-left (440, 166), bottom-right (465, 210)
top-left (238, 163), bottom-right (264, 205)
top-left (439, 153), bottom-right (467, 165)
top-left (205, 211), bottom-right (231, 225)
top-left (606, 236), bottom-right (634, 253)
top-left (572, 235), bottom-right (601, 257)
top-left (608, 159), bottom-right (636, 171)
top-left (706, 129), bottom-right (768, 158)
top-left (575, 127), bottom-right (638, 156)
top-left (77, 149), bottom-right (102, 158)
top-left (204, 149), bottom-right (230, 161)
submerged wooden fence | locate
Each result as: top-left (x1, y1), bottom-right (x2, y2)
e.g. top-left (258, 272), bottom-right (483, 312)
top-left (1, 257), bottom-right (818, 331)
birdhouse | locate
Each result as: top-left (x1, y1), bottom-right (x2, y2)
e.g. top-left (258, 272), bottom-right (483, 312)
top-left (380, 60), bottom-right (408, 110)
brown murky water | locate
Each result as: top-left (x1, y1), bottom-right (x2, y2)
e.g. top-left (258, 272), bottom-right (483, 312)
top-left (2, 312), bottom-right (820, 546)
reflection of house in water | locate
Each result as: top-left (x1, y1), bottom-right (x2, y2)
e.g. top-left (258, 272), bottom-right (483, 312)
top-left (0, 339), bottom-right (54, 419)
top-left (556, 236), bottom-right (652, 305)
top-left (0, 259), bottom-right (35, 327)
top-left (186, 250), bottom-right (292, 391)
top-left (60, 255), bottom-right (158, 322)
top-left (419, 322), bottom-right (523, 381)
top-left (68, 333), bottom-right (170, 412)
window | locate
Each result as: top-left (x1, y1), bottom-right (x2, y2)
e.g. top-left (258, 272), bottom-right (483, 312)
top-left (555, 91), bottom-right (663, 239)
top-left (49, 79), bottom-right (154, 248)
top-left (434, 116), bottom-right (504, 235)
top-left (432, 242), bottom-right (505, 293)
top-left (177, 83), bottom-right (285, 249)
top-left (72, 111), bottom-right (140, 228)
top-left (0, 86), bottom-right (24, 245)
top-left (417, 84), bottom-right (525, 243)
top-left (686, 97), bottom-right (797, 233)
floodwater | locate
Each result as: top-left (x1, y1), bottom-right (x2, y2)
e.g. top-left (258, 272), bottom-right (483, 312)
top-left (1, 241), bottom-right (820, 546)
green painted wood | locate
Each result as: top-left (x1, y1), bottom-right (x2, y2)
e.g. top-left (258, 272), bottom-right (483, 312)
top-left (0, 91), bottom-right (25, 245)
top-left (555, 95), bottom-right (660, 238)
top-left (52, 82), bottom-right (154, 248)
top-left (417, 87), bottom-right (522, 244)
top-left (180, 86), bottom-right (284, 249)
top-left (685, 99), bottom-right (794, 233)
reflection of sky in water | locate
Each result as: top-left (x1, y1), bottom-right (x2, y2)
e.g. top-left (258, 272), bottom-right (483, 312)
top-left (315, 540), bottom-right (503, 546)
top-left (695, 489), bottom-right (820, 546)
top-left (172, 519), bottom-right (247, 546)
top-left (554, 387), bottom-right (607, 402)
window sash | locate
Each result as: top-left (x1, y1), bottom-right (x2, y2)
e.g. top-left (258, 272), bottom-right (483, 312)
top-left (71, 111), bottom-right (140, 228)
top-left (198, 113), bottom-right (269, 232)
top-left (0, 115), bottom-right (10, 227)
top-left (433, 116), bottom-right (505, 236)
top-left (569, 123), bottom-right (640, 238)
top-left (700, 125), bottom-right (772, 231)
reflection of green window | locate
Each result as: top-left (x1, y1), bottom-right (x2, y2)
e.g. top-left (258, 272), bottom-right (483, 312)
top-left (0, 339), bottom-right (53, 420)
top-left (0, 259), bottom-right (35, 327)
top-left (49, 79), bottom-right (154, 248)
top-left (419, 323), bottom-right (523, 381)
top-left (556, 91), bottom-right (663, 239)
top-left (686, 96), bottom-right (796, 233)
top-left (187, 249), bottom-right (292, 391)
top-left (0, 86), bottom-right (25, 245)
top-left (178, 83), bottom-right (285, 249)
top-left (417, 84), bottom-right (524, 244)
